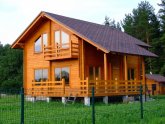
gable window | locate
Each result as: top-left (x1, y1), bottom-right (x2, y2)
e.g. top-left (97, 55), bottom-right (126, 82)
top-left (35, 37), bottom-right (42, 52)
top-left (54, 30), bottom-right (69, 48)
top-left (89, 66), bottom-right (101, 80)
top-left (55, 67), bottom-right (70, 85)
top-left (34, 33), bottom-right (48, 53)
top-left (34, 69), bottom-right (48, 82)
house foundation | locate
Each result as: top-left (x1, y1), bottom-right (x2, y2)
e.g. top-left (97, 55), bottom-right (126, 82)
top-left (84, 97), bottom-right (90, 106)
top-left (122, 95), bottom-right (129, 103)
top-left (103, 96), bottom-right (108, 104)
top-left (25, 96), bottom-right (36, 102)
top-left (62, 97), bottom-right (66, 104)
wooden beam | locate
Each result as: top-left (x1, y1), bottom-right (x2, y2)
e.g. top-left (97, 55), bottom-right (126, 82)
top-left (104, 53), bottom-right (108, 80)
top-left (124, 55), bottom-right (128, 80)
top-left (82, 40), bottom-right (85, 80)
top-left (49, 21), bottom-right (52, 81)
top-left (142, 57), bottom-right (145, 84)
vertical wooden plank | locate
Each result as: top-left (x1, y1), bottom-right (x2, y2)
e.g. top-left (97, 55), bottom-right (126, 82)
top-left (82, 40), bottom-right (85, 80)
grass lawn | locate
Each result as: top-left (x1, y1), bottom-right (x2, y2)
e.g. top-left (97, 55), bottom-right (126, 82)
top-left (0, 95), bottom-right (165, 124)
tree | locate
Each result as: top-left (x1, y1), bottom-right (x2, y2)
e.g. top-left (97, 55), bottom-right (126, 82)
top-left (158, 0), bottom-right (165, 75)
top-left (0, 44), bottom-right (23, 89)
top-left (104, 16), bottom-right (121, 30)
top-left (122, 1), bottom-right (163, 75)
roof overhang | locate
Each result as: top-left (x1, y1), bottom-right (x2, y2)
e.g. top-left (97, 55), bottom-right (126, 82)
top-left (11, 11), bottom-right (109, 53)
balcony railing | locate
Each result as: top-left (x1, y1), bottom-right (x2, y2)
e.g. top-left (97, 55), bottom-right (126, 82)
top-left (27, 79), bottom-right (144, 97)
top-left (43, 42), bottom-right (79, 60)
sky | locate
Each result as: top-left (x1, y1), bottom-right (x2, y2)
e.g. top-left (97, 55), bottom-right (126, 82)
top-left (0, 0), bottom-right (162, 45)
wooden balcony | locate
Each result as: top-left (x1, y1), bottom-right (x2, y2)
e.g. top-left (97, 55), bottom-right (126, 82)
top-left (43, 42), bottom-right (79, 60)
top-left (27, 79), bottom-right (144, 97)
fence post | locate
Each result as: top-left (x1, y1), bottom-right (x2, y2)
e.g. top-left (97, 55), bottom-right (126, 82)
top-left (20, 87), bottom-right (24, 124)
top-left (92, 87), bottom-right (95, 124)
top-left (140, 85), bottom-right (143, 119)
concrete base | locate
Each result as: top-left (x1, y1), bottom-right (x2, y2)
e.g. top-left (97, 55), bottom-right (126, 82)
top-left (25, 96), bottom-right (36, 102)
top-left (103, 96), bottom-right (108, 104)
top-left (123, 95), bottom-right (129, 103)
top-left (62, 97), bottom-right (66, 104)
top-left (84, 97), bottom-right (90, 106)
top-left (46, 97), bottom-right (51, 103)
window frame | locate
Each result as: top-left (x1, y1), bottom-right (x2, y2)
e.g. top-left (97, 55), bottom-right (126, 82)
top-left (54, 30), bottom-right (70, 49)
top-left (128, 68), bottom-right (135, 80)
top-left (89, 66), bottom-right (101, 80)
top-left (34, 32), bottom-right (48, 53)
top-left (54, 66), bottom-right (70, 85)
top-left (33, 68), bottom-right (49, 82)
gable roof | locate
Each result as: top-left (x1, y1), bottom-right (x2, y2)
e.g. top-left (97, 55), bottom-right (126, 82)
top-left (146, 74), bottom-right (165, 82)
top-left (12, 11), bottom-right (157, 57)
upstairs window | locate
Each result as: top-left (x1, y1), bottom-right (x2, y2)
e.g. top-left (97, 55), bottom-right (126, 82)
top-left (34, 69), bottom-right (48, 82)
top-left (43, 33), bottom-right (48, 46)
top-left (34, 33), bottom-right (48, 53)
top-left (54, 30), bottom-right (69, 48)
top-left (55, 67), bottom-right (70, 85)
top-left (35, 37), bottom-right (42, 52)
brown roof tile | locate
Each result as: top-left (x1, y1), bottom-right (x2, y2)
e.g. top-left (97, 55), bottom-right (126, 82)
top-left (146, 74), bottom-right (165, 82)
top-left (45, 12), bottom-right (157, 57)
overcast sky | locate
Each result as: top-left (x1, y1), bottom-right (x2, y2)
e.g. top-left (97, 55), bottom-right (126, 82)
top-left (0, 0), bottom-right (161, 45)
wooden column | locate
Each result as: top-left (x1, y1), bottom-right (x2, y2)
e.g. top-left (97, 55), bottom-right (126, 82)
top-left (124, 56), bottom-right (128, 80)
top-left (104, 53), bottom-right (108, 93)
top-left (82, 40), bottom-right (85, 80)
top-left (49, 21), bottom-right (52, 81)
top-left (124, 55), bottom-right (128, 93)
top-left (142, 57), bottom-right (145, 85)
top-left (104, 53), bottom-right (108, 80)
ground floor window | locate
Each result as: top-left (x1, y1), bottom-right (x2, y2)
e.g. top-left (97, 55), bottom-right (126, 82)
top-left (34, 69), bottom-right (48, 82)
top-left (89, 66), bottom-right (101, 80)
top-left (55, 67), bottom-right (70, 85)
top-left (128, 68), bottom-right (135, 80)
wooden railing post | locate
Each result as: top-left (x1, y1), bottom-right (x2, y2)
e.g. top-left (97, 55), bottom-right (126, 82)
top-left (85, 77), bottom-right (89, 95)
top-left (115, 79), bottom-right (118, 93)
top-left (62, 78), bottom-right (65, 95)
top-left (96, 77), bottom-right (98, 94)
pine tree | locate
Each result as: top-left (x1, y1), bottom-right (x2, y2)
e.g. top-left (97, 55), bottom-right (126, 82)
top-left (122, 1), bottom-right (162, 74)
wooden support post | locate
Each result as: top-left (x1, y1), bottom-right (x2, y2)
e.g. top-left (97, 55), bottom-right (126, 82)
top-left (96, 77), bottom-right (98, 94)
top-left (82, 40), bottom-right (85, 80)
top-left (86, 77), bottom-right (89, 95)
top-left (104, 53), bottom-right (108, 93)
top-left (124, 56), bottom-right (128, 94)
top-left (142, 57), bottom-right (145, 85)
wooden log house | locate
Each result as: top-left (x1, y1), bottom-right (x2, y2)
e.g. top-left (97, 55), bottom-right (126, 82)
top-left (146, 74), bottom-right (165, 95)
top-left (11, 11), bottom-right (157, 102)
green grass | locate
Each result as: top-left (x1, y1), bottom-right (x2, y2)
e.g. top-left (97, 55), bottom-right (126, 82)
top-left (0, 95), bottom-right (165, 124)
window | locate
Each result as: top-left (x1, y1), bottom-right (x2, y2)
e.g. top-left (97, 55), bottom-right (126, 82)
top-left (54, 30), bottom-right (69, 48)
top-left (128, 68), bottom-right (135, 80)
top-left (89, 66), bottom-right (101, 80)
top-left (55, 67), bottom-right (70, 85)
top-left (55, 31), bottom-right (60, 44)
top-left (35, 37), bottom-right (41, 52)
top-left (34, 69), bottom-right (48, 82)
top-left (43, 33), bottom-right (48, 46)
top-left (34, 33), bottom-right (48, 53)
